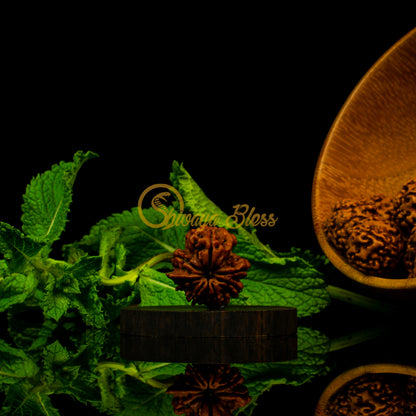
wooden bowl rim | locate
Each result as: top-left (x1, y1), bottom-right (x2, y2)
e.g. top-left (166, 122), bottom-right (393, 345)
top-left (315, 363), bottom-right (416, 415)
top-left (312, 28), bottom-right (416, 291)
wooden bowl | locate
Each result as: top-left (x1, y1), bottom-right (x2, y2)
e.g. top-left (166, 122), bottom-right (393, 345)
top-left (312, 28), bottom-right (416, 291)
top-left (315, 363), bottom-right (416, 415)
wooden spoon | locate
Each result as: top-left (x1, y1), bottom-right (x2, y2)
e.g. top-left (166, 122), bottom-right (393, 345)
top-left (312, 28), bottom-right (416, 292)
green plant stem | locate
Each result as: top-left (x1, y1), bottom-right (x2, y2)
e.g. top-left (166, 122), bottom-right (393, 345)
top-left (145, 252), bottom-right (174, 268)
top-left (326, 285), bottom-right (397, 314)
top-left (329, 326), bottom-right (390, 352)
top-left (96, 361), bottom-right (169, 389)
top-left (96, 361), bottom-right (140, 378)
top-left (100, 252), bottom-right (173, 287)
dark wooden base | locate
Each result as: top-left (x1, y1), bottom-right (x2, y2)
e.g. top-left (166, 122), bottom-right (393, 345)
top-left (120, 305), bottom-right (297, 363)
top-left (120, 305), bottom-right (297, 338)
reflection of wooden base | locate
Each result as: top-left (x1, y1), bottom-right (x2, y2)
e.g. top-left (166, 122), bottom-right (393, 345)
top-left (120, 305), bottom-right (297, 363)
top-left (120, 333), bottom-right (297, 363)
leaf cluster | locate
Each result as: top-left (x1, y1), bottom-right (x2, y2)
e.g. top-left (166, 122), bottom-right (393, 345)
top-left (0, 317), bottom-right (108, 415)
top-left (0, 151), bottom-right (108, 326)
top-left (0, 152), bottom-right (398, 415)
top-left (0, 152), bottom-right (330, 328)
top-left (0, 316), bottom-right (331, 416)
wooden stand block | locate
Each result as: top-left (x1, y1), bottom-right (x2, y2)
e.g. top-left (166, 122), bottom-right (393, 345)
top-left (120, 305), bottom-right (297, 363)
top-left (120, 305), bottom-right (297, 338)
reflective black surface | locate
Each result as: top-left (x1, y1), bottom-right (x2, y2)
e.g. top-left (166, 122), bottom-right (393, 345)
top-left (1, 277), bottom-right (415, 415)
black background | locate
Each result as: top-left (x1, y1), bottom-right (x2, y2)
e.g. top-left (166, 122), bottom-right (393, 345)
top-left (2, 19), bottom-right (414, 255)
top-left (1, 14), bottom-right (415, 415)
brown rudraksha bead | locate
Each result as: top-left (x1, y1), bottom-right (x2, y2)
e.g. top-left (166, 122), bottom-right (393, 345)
top-left (394, 178), bottom-right (416, 236)
top-left (404, 226), bottom-right (416, 279)
top-left (166, 225), bottom-right (250, 308)
top-left (407, 376), bottom-right (416, 414)
top-left (323, 195), bottom-right (395, 253)
top-left (167, 364), bottom-right (251, 416)
top-left (345, 219), bottom-right (404, 276)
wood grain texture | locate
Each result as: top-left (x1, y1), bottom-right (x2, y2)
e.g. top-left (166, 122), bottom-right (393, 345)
top-left (120, 305), bottom-right (297, 337)
top-left (312, 28), bottom-right (416, 291)
top-left (120, 333), bottom-right (298, 363)
top-left (120, 305), bottom-right (298, 363)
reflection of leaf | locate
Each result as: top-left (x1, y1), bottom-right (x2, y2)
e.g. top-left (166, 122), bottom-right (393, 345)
top-left (118, 381), bottom-right (175, 416)
top-left (236, 326), bottom-right (330, 415)
top-left (0, 340), bottom-right (38, 385)
top-left (95, 361), bottom-right (180, 415)
top-left (0, 313), bottom-right (334, 416)
top-left (42, 340), bottom-right (71, 383)
top-left (135, 361), bottom-right (187, 384)
top-left (93, 326), bottom-right (331, 416)
top-left (0, 321), bottom-right (107, 415)
top-left (2, 382), bottom-right (61, 416)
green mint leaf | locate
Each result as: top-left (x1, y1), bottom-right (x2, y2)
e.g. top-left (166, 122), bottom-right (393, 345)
top-left (114, 243), bottom-right (127, 272)
top-left (0, 272), bottom-right (38, 312)
top-left (40, 255), bottom-right (101, 292)
top-left (137, 266), bottom-right (188, 306)
top-left (230, 261), bottom-right (329, 317)
top-left (169, 162), bottom-right (330, 317)
top-left (68, 207), bottom-right (188, 269)
top-left (170, 161), bottom-right (277, 250)
top-left (0, 222), bottom-right (45, 273)
top-left (40, 273), bottom-right (71, 321)
top-left (70, 285), bottom-right (106, 328)
top-left (102, 282), bottom-right (141, 322)
top-left (63, 255), bottom-right (102, 289)
top-left (37, 256), bottom-right (104, 326)
top-left (21, 150), bottom-right (98, 244)
top-left (98, 227), bottom-right (123, 279)
top-left (170, 160), bottom-right (235, 230)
